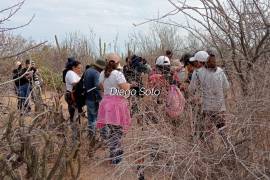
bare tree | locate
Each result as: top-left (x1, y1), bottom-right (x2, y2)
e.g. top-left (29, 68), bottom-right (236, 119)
top-left (135, 0), bottom-right (270, 96)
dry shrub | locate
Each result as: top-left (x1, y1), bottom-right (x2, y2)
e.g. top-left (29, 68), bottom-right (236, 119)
top-left (0, 88), bottom-right (92, 179)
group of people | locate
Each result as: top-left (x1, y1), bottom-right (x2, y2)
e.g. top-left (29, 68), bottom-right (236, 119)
top-left (12, 59), bottom-right (43, 114)
top-left (63, 49), bottom-right (230, 165)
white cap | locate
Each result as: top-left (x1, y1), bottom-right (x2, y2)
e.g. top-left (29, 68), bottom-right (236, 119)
top-left (189, 57), bottom-right (195, 62)
top-left (194, 51), bottom-right (209, 62)
top-left (156, 56), bottom-right (170, 66)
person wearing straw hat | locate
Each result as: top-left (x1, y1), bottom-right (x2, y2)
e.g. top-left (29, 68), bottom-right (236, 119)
top-left (97, 53), bottom-right (132, 164)
top-left (84, 59), bottom-right (106, 140)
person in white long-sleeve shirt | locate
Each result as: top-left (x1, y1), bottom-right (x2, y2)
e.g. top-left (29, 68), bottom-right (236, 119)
top-left (189, 51), bottom-right (230, 149)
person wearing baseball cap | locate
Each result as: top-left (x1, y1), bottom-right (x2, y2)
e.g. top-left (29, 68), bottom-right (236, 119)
top-left (155, 55), bottom-right (171, 75)
top-left (97, 53), bottom-right (132, 164)
top-left (189, 50), bottom-right (230, 149)
top-left (189, 51), bottom-right (209, 69)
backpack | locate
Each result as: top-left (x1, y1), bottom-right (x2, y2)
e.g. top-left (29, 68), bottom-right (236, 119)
top-left (62, 69), bottom-right (68, 83)
top-left (71, 73), bottom-right (86, 109)
top-left (165, 85), bottom-right (185, 118)
top-left (148, 72), bottom-right (167, 88)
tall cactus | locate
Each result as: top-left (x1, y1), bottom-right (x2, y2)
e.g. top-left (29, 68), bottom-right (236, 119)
top-left (103, 42), bottom-right (106, 57)
top-left (99, 38), bottom-right (102, 57)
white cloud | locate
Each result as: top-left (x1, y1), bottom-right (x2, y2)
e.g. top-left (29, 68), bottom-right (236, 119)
top-left (1, 0), bottom-right (183, 52)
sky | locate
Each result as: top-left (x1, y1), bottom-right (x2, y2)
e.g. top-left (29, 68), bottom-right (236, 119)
top-left (1, 0), bottom-right (183, 53)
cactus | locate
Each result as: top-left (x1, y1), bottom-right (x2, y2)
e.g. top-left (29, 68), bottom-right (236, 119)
top-left (99, 38), bottom-right (102, 57)
top-left (103, 42), bottom-right (106, 57)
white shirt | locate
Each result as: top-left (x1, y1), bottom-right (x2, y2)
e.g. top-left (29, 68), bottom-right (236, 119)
top-left (65, 70), bottom-right (81, 91)
top-left (189, 67), bottom-right (230, 112)
top-left (99, 70), bottom-right (127, 96)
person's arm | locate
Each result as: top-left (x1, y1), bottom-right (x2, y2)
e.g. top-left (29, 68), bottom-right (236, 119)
top-left (98, 71), bottom-right (105, 92)
top-left (116, 71), bottom-right (130, 91)
top-left (119, 83), bottom-right (130, 91)
top-left (222, 72), bottom-right (230, 90)
top-left (70, 72), bottom-right (80, 86)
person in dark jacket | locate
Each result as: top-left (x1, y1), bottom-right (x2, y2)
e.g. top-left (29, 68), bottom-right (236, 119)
top-left (84, 59), bottom-right (106, 137)
top-left (13, 60), bottom-right (32, 113)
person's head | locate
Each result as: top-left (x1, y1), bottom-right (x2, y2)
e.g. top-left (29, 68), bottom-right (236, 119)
top-left (206, 53), bottom-right (217, 69)
top-left (25, 59), bottom-right (31, 68)
top-left (15, 61), bottom-right (22, 69)
top-left (181, 53), bottom-right (192, 64)
top-left (193, 51), bottom-right (209, 68)
top-left (105, 53), bottom-right (121, 78)
top-left (71, 60), bottom-right (82, 75)
top-left (142, 58), bottom-right (147, 64)
top-left (85, 65), bottom-right (91, 70)
top-left (156, 56), bottom-right (171, 74)
top-left (185, 57), bottom-right (195, 73)
top-left (165, 50), bottom-right (173, 59)
top-left (66, 57), bottom-right (76, 69)
top-left (92, 59), bottom-right (106, 72)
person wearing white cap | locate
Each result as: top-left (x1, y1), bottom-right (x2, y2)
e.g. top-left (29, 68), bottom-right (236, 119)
top-left (189, 50), bottom-right (209, 69)
top-left (155, 55), bottom-right (171, 76)
top-left (188, 50), bottom-right (230, 149)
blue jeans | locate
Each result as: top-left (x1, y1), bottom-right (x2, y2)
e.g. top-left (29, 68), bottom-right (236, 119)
top-left (18, 83), bottom-right (31, 111)
top-left (86, 100), bottom-right (98, 135)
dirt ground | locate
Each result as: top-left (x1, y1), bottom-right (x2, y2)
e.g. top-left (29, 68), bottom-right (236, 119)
top-left (2, 90), bottom-right (170, 180)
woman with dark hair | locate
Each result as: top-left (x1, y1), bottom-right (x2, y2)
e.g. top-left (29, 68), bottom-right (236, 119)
top-left (97, 53), bottom-right (131, 164)
top-left (64, 60), bottom-right (82, 122)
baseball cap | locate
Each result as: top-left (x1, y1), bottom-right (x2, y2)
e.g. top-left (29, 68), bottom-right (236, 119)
top-left (194, 51), bottom-right (209, 62)
top-left (189, 57), bottom-right (196, 62)
top-left (155, 56), bottom-right (170, 66)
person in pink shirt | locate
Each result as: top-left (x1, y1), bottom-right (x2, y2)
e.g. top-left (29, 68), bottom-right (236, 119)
top-left (97, 53), bottom-right (132, 164)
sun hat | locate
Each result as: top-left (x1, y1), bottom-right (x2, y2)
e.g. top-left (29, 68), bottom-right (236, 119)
top-left (92, 59), bottom-right (106, 70)
top-left (106, 53), bottom-right (121, 64)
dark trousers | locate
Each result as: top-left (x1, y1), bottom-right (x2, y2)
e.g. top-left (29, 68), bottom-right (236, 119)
top-left (100, 125), bottom-right (123, 163)
top-left (65, 91), bottom-right (75, 122)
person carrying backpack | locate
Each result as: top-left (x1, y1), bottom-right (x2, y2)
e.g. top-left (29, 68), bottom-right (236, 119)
top-left (149, 56), bottom-right (172, 104)
top-left (189, 50), bottom-right (230, 149)
top-left (84, 59), bottom-right (106, 138)
top-left (97, 53), bottom-right (132, 164)
top-left (64, 60), bottom-right (82, 122)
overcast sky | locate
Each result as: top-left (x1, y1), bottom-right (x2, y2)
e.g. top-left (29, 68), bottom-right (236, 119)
top-left (2, 0), bottom-right (184, 53)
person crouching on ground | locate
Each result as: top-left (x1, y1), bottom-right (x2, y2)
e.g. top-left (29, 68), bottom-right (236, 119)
top-left (97, 53), bottom-right (132, 164)
top-left (84, 59), bottom-right (106, 139)
top-left (64, 60), bottom-right (82, 122)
